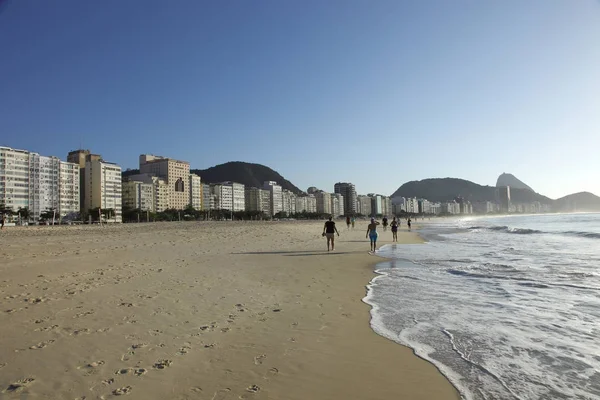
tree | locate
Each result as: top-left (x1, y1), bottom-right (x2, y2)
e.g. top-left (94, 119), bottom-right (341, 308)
top-left (18, 207), bottom-right (30, 224)
top-left (39, 208), bottom-right (57, 223)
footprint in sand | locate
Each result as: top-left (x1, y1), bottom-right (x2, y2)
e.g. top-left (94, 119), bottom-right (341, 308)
top-left (253, 355), bottom-right (266, 365)
top-left (112, 386), bottom-right (132, 395)
top-left (153, 359), bottom-right (173, 369)
top-left (29, 339), bottom-right (55, 349)
top-left (3, 378), bottom-right (35, 393)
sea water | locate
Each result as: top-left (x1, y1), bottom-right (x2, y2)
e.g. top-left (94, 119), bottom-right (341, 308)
top-left (364, 213), bottom-right (600, 400)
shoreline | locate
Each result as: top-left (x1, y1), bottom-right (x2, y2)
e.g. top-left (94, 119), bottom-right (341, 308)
top-left (0, 221), bottom-right (459, 399)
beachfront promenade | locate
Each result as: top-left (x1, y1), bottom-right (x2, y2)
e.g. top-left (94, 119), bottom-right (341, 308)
top-left (0, 221), bottom-right (458, 399)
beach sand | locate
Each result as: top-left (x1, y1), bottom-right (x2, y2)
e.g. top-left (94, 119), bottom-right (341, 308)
top-left (0, 221), bottom-right (459, 400)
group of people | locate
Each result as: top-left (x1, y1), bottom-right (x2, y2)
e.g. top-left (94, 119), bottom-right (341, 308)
top-left (322, 215), bottom-right (413, 253)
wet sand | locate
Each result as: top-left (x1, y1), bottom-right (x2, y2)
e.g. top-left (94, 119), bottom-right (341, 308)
top-left (0, 221), bottom-right (459, 399)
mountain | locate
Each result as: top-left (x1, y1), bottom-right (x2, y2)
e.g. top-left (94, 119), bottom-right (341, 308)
top-left (496, 173), bottom-right (533, 191)
top-left (192, 162), bottom-right (302, 194)
top-left (554, 192), bottom-right (600, 212)
top-left (391, 178), bottom-right (552, 204)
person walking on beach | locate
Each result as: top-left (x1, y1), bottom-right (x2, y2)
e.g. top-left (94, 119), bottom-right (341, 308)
top-left (407, 217), bottom-right (412, 231)
top-left (323, 216), bottom-right (339, 251)
top-left (346, 215), bottom-right (351, 231)
top-left (366, 217), bottom-right (380, 252)
top-left (390, 217), bottom-right (399, 242)
top-left (382, 216), bottom-right (388, 232)
top-left (351, 216), bottom-right (355, 229)
top-left (0, 213), bottom-right (4, 230)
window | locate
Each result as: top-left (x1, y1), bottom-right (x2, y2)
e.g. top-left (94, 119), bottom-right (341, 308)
top-left (175, 178), bottom-right (184, 192)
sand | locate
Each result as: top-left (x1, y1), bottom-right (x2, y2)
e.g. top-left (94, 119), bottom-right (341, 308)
top-left (0, 221), bottom-right (460, 400)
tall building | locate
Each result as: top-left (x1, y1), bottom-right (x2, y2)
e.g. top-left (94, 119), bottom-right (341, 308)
top-left (67, 149), bottom-right (101, 215)
top-left (282, 189), bottom-right (297, 215)
top-left (122, 180), bottom-right (154, 211)
top-left (263, 181), bottom-right (282, 216)
top-left (0, 146), bottom-right (79, 222)
top-left (334, 182), bottom-right (357, 215)
top-left (245, 187), bottom-right (271, 214)
top-left (331, 193), bottom-right (344, 217)
top-left (357, 195), bottom-right (372, 216)
top-left (369, 194), bottom-right (383, 215)
top-left (126, 173), bottom-right (168, 212)
top-left (139, 154), bottom-right (190, 210)
top-left (189, 174), bottom-right (202, 210)
top-left (222, 182), bottom-right (245, 212)
top-left (202, 183), bottom-right (215, 211)
top-left (85, 158), bottom-right (122, 222)
top-left (315, 191), bottom-right (331, 215)
top-left (381, 196), bottom-right (391, 216)
top-left (211, 183), bottom-right (233, 210)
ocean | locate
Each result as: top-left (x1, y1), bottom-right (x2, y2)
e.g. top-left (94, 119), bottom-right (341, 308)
top-left (364, 213), bottom-right (600, 400)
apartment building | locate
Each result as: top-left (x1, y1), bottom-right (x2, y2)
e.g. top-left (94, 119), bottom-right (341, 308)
top-left (334, 182), bottom-right (356, 215)
top-left (331, 193), bottom-right (344, 217)
top-left (139, 154), bottom-right (190, 210)
top-left (381, 196), bottom-right (392, 216)
top-left (122, 180), bottom-right (154, 211)
top-left (189, 174), bottom-right (202, 210)
top-left (211, 183), bottom-right (233, 210)
top-left (263, 181), bottom-right (282, 216)
top-left (85, 159), bottom-right (122, 222)
top-left (245, 187), bottom-right (271, 214)
top-left (202, 183), bottom-right (215, 211)
top-left (126, 173), bottom-right (168, 212)
top-left (67, 149), bottom-right (101, 214)
top-left (315, 191), bottom-right (331, 215)
top-left (222, 181), bottom-right (245, 212)
top-left (282, 189), bottom-right (296, 215)
top-left (357, 195), bottom-right (372, 216)
top-left (0, 146), bottom-right (80, 222)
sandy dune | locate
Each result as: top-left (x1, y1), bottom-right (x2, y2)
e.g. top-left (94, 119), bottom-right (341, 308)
top-left (0, 221), bottom-right (459, 400)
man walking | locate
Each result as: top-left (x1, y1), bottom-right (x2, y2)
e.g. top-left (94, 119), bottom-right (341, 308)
top-left (323, 216), bottom-right (339, 251)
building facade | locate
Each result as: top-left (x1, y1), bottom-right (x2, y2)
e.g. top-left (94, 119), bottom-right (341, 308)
top-left (222, 181), bottom-right (245, 212)
top-left (282, 189), bottom-right (297, 215)
top-left (334, 182), bottom-right (357, 215)
top-left (126, 173), bottom-right (168, 212)
top-left (331, 193), bottom-right (344, 217)
top-left (122, 180), bottom-right (154, 212)
top-left (85, 159), bottom-right (122, 222)
top-left (357, 195), bottom-right (372, 216)
top-left (315, 191), bottom-right (331, 215)
top-left (0, 146), bottom-right (80, 222)
top-left (211, 183), bottom-right (233, 211)
top-left (202, 183), bottom-right (215, 211)
top-left (263, 181), bottom-right (282, 216)
top-left (245, 187), bottom-right (271, 214)
top-left (139, 154), bottom-right (190, 210)
top-left (189, 174), bottom-right (202, 210)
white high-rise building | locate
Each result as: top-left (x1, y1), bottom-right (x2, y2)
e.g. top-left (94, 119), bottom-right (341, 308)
top-left (0, 146), bottom-right (80, 222)
top-left (357, 195), bottom-right (372, 216)
top-left (202, 183), bottom-right (215, 211)
top-left (282, 189), bottom-right (296, 215)
top-left (331, 193), bottom-right (344, 217)
top-left (211, 183), bottom-right (233, 211)
top-left (263, 181), bottom-right (282, 216)
top-left (222, 181), bottom-right (245, 212)
top-left (189, 174), bottom-right (202, 210)
top-left (85, 159), bottom-right (122, 222)
top-left (315, 191), bottom-right (331, 215)
top-left (122, 180), bottom-right (154, 211)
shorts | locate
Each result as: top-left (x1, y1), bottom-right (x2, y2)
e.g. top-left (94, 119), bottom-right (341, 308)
top-left (391, 227), bottom-right (398, 233)
top-left (369, 232), bottom-right (378, 241)
top-left (326, 233), bottom-right (335, 239)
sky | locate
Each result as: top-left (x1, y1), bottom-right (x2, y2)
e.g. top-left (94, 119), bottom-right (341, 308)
top-left (1, 0), bottom-right (599, 199)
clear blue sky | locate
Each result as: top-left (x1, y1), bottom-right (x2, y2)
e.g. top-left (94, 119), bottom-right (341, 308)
top-left (1, 0), bottom-right (599, 199)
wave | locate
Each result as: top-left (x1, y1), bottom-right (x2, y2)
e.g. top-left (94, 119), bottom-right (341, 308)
top-left (468, 226), bottom-right (600, 239)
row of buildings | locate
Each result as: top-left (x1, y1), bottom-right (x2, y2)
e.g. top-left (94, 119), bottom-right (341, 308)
top-left (2, 146), bottom-right (549, 224)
